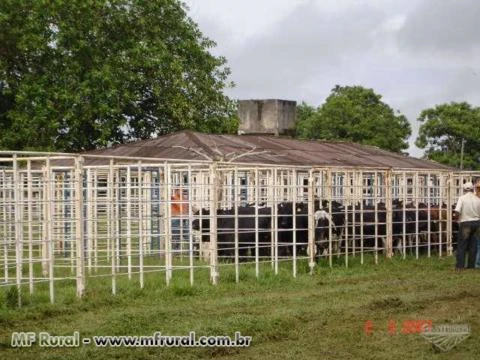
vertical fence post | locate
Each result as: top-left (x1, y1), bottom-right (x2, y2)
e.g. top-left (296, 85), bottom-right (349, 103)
top-left (126, 166), bottom-right (132, 280)
top-left (385, 170), bottom-right (393, 258)
top-left (413, 172), bottom-right (418, 259)
top-left (209, 162), bottom-right (219, 285)
top-left (447, 171), bottom-right (454, 256)
top-left (327, 169), bottom-right (333, 268)
top-left (272, 168), bottom-right (278, 275)
top-left (402, 171), bottom-right (407, 259)
top-left (27, 160), bottom-right (34, 294)
top-left (360, 171), bottom-right (364, 265)
top-left (352, 171), bottom-right (358, 257)
top-left (374, 172), bottom-right (379, 265)
top-left (86, 168), bottom-right (92, 274)
top-left (234, 168), bottom-right (240, 282)
top-left (138, 161), bottom-right (144, 289)
top-left (255, 168), bottom-right (259, 278)
top-left (92, 170), bottom-right (98, 272)
top-left (426, 173), bottom-right (431, 258)
top-left (308, 169), bottom-right (315, 274)
top-left (438, 173), bottom-right (444, 257)
top-left (344, 171), bottom-right (349, 268)
top-left (108, 159), bottom-right (116, 295)
top-left (44, 157), bottom-right (55, 303)
top-left (1, 169), bottom-right (7, 284)
top-left (75, 156), bottom-right (85, 298)
top-left (188, 165), bottom-right (194, 286)
top-left (292, 169), bottom-right (297, 278)
top-left (164, 163), bottom-right (172, 285)
top-left (13, 155), bottom-right (22, 307)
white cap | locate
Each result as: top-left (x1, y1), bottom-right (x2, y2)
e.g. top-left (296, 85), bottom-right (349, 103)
top-left (463, 181), bottom-right (474, 190)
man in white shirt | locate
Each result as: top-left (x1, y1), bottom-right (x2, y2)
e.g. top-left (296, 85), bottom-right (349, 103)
top-left (454, 181), bottom-right (480, 270)
top-left (476, 180), bottom-right (480, 268)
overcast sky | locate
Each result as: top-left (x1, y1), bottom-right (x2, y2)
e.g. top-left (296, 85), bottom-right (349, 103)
top-left (184, 0), bottom-right (480, 157)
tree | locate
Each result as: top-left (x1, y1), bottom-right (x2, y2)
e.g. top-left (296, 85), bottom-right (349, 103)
top-left (0, 0), bottom-right (236, 152)
top-left (296, 101), bottom-right (316, 128)
top-left (296, 85), bottom-right (411, 153)
top-left (415, 102), bottom-right (480, 170)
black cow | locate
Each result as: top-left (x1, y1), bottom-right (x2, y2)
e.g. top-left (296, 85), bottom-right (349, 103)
top-left (276, 200), bottom-right (347, 259)
top-left (277, 202), bottom-right (310, 257)
top-left (391, 202), bottom-right (417, 254)
top-left (192, 205), bottom-right (272, 260)
top-left (335, 202), bottom-right (387, 255)
top-left (390, 201), bottom-right (436, 255)
top-left (314, 201), bottom-right (345, 256)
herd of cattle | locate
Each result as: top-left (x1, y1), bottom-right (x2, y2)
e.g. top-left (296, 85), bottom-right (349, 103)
top-left (191, 200), bottom-right (458, 261)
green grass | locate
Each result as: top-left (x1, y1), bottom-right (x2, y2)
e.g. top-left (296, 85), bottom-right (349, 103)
top-left (0, 255), bottom-right (479, 359)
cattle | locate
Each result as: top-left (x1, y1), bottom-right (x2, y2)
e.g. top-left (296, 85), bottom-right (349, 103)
top-left (320, 200), bottom-right (428, 256)
top-left (391, 202), bottom-right (417, 254)
top-left (192, 197), bottom-right (458, 262)
top-left (316, 199), bottom-right (458, 258)
top-left (390, 201), bottom-right (454, 255)
top-left (192, 205), bottom-right (272, 261)
top-left (418, 203), bottom-right (457, 254)
top-left (352, 201), bottom-right (439, 255)
top-left (337, 202), bottom-right (387, 254)
top-left (314, 201), bottom-right (345, 256)
top-left (314, 209), bottom-right (334, 256)
top-left (372, 201), bottom-right (456, 256)
top-left (277, 202), bottom-right (309, 257)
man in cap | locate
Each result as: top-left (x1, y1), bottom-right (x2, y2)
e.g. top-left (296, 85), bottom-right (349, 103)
top-left (454, 181), bottom-right (480, 270)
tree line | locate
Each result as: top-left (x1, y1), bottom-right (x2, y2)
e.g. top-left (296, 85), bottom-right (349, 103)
top-left (295, 86), bottom-right (480, 170)
top-left (0, 0), bottom-right (478, 169)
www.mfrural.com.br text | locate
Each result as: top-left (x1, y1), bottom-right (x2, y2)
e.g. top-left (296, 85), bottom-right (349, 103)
top-left (11, 331), bottom-right (252, 348)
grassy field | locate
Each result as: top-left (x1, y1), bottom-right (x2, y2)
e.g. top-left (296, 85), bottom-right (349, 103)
top-left (0, 255), bottom-right (479, 360)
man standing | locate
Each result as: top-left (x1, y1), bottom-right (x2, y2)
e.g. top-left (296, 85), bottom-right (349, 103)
top-left (476, 180), bottom-right (480, 268)
top-left (454, 182), bottom-right (480, 270)
top-left (171, 188), bottom-right (189, 251)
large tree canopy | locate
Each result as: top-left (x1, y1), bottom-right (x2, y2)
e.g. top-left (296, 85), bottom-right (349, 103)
top-left (0, 0), bottom-right (237, 151)
top-left (296, 85), bottom-right (411, 153)
top-left (415, 102), bottom-right (480, 170)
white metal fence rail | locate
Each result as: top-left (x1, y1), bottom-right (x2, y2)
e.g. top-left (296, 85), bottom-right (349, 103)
top-left (0, 152), bottom-right (478, 304)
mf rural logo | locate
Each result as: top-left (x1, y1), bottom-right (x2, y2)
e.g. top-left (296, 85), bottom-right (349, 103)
top-left (420, 324), bottom-right (471, 352)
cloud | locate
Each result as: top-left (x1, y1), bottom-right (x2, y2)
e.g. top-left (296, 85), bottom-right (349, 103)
top-left (397, 0), bottom-right (480, 55)
top-left (183, 0), bottom-right (480, 157)
top-left (226, 2), bottom-right (387, 99)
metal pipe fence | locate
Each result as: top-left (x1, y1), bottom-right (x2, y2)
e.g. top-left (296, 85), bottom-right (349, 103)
top-left (0, 152), bottom-right (478, 304)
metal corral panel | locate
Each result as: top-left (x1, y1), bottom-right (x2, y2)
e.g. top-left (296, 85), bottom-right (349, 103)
top-left (0, 150), bottom-right (478, 305)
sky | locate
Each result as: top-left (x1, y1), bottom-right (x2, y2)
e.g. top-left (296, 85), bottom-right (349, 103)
top-left (183, 0), bottom-right (480, 157)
